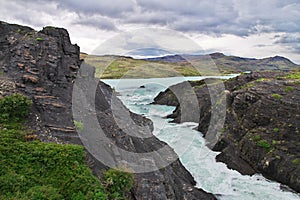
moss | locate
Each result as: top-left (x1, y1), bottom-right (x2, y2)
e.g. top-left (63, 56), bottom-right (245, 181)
top-left (0, 94), bottom-right (133, 199)
top-left (73, 120), bottom-right (84, 131)
top-left (284, 86), bottom-right (294, 92)
top-left (255, 78), bottom-right (271, 83)
top-left (292, 158), bottom-right (300, 165)
top-left (252, 134), bottom-right (261, 141)
top-left (221, 127), bottom-right (226, 133)
top-left (0, 94), bottom-right (32, 122)
top-left (272, 140), bottom-right (279, 145)
top-left (36, 37), bottom-right (43, 42)
top-left (285, 72), bottom-right (300, 80)
top-left (104, 168), bottom-right (134, 199)
top-left (0, 122), bottom-right (106, 199)
top-left (257, 139), bottom-right (271, 150)
top-left (271, 93), bottom-right (282, 100)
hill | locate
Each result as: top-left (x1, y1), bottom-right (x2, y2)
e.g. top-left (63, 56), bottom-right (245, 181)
top-left (83, 52), bottom-right (299, 79)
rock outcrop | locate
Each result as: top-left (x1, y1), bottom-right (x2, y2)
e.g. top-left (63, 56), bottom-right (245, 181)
top-left (153, 71), bottom-right (300, 193)
top-left (0, 21), bottom-right (215, 199)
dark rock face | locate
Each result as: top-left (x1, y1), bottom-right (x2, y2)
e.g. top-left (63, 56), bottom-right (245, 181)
top-left (153, 72), bottom-right (300, 193)
top-left (0, 21), bottom-right (215, 199)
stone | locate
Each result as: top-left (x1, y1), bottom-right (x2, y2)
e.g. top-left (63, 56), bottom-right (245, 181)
top-left (23, 74), bottom-right (39, 83)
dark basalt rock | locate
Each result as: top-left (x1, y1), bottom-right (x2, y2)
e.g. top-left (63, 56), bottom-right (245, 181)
top-left (153, 71), bottom-right (300, 193)
top-left (0, 21), bottom-right (215, 200)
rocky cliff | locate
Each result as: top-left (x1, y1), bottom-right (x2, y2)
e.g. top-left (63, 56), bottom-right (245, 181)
top-left (153, 71), bottom-right (300, 193)
top-left (0, 21), bottom-right (215, 199)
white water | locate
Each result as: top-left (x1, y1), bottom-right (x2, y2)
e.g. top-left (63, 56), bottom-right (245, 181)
top-left (103, 76), bottom-right (300, 200)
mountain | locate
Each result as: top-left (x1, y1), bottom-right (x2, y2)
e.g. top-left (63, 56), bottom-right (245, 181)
top-left (146, 52), bottom-right (299, 73)
top-left (83, 52), bottom-right (299, 79)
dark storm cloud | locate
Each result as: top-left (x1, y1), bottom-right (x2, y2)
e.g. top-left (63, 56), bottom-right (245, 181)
top-left (73, 16), bottom-right (118, 31)
top-left (275, 34), bottom-right (300, 53)
top-left (134, 0), bottom-right (300, 36)
top-left (1, 0), bottom-right (299, 36)
top-left (53, 0), bottom-right (135, 17)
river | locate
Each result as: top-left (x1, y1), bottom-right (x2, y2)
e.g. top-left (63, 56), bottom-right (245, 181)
top-left (103, 76), bottom-right (300, 200)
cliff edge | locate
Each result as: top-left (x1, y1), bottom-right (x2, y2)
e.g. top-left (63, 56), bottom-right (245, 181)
top-left (0, 21), bottom-right (215, 199)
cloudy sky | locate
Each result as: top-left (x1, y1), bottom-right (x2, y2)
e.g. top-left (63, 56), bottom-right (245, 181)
top-left (0, 0), bottom-right (299, 63)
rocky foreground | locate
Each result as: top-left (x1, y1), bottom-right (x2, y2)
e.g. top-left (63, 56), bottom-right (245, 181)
top-left (153, 71), bottom-right (300, 193)
top-left (0, 21), bottom-right (216, 199)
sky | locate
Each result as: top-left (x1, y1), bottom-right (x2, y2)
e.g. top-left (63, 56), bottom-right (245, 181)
top-left (0, 0), bottom-right (299, 63)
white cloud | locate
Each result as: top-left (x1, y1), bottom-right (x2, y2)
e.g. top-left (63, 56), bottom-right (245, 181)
top-left (0, 0), bottom-right (299, 63)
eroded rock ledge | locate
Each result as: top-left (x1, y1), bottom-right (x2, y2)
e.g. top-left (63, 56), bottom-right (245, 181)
top-left (153, 71), bottom-right (300, 193)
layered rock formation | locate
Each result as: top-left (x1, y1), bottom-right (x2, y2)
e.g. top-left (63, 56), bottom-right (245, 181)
top-left (0, 21), bottom-right (215, 199)
top-left (153, 71), bottom-right (300, 193)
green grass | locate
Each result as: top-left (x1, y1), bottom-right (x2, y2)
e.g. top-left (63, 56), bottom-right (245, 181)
top-left (257, 139), bottom-right (271, 150)
top-left (104, 168), bottom-right (134, 199)
top-left (85, 55), bottom-right (202, 79)
top-left (0, 94), bottom-right (134, 199)
top-left (36, 37), bottom-right (43, 42)
top-left (271, 93), bottom-right (282, 100)
top-left (73, 120), bottom-right (84, 131)
top-left (282, 70), bottom-right (300, 84)
top-left (285, 72), bottom-right (300, 80)
top-left (0, 123), bottom-right (106, 199)
top-left (252, 134), bottom-right (261, 141)
top-left (292, 158), bottom-right (300, 165)
top-left (284, 86), bottom-right (294, 92)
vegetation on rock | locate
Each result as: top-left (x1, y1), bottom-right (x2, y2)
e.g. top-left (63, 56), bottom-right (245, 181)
top-left (0, 94), bottom-right (32, 122)
top-left (0, 94), bottom-right (134, 199)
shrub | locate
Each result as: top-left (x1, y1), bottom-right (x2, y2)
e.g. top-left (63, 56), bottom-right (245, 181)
top-left (257, 139), bottom-right (271, 150)
top-left (271, 93), bottom-right (282, 100)
top-left (0, 94), bottom-right (32, 122)
top-left (25, 185), bottom-right (63, 200)
top-left (104, 168), bottom-right (134, 199)
top-left (0, 122), bottom-right (106, 199)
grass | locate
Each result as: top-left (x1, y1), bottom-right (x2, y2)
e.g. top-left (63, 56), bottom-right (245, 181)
top-left (0, 122), bottom-right (107, 199)
top-left (284, 86), bottom-right (294, 92)
top-left (292, 158), bottom-right (300, 165)
top-left (282, 70), bottom-right (300, 83)
top-left (252, 134), bottom-right (261, 141)
top-left (36, 37), bottom-right (43, 42)
top-left (271, 93), bottom-right (282, 100)
top-left (0, 94), bottom-right (134, 199)
top-left (73, 120), bottom-right (84, 131)
top-left (257, 139), bottom-right (271, 150)
top-left (81, 54), bottom-right (299, 79)
top-left (273, 127), bottom-right (279, 133)
top-left (85, 55), bottom-right (201, 79)
top-left (285, 71), bottom-right (300, 80)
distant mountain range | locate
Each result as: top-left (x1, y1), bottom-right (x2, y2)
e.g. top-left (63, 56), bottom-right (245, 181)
top-left (146, 52), bottom-right (299, 73)
top-left (82, 52), bottom-right (299, 78)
